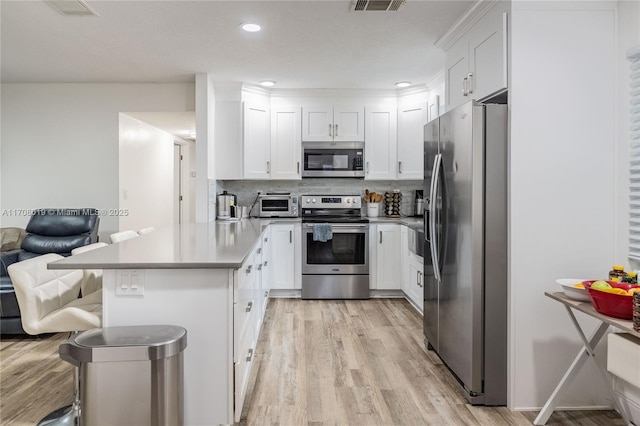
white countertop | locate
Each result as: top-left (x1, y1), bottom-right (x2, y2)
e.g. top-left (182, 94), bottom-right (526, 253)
top-left (49, 219), bottom-right (269, 270)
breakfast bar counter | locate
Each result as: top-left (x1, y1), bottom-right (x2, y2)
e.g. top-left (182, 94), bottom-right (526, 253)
top-left (49, 219), bottom-right (274, 426)
top-left (49, 219), bottom-right (268, 270)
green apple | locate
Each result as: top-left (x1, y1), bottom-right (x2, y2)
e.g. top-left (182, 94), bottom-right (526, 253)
top-left (591, 280), bottom-right (612, 290)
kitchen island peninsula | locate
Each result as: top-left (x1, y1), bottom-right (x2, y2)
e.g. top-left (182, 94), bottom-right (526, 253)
top-left (49, 219), bottom-right (274, 425)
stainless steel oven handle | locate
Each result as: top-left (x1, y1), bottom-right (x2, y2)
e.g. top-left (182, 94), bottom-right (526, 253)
top-left (302, 224), bottom-right (369, 229)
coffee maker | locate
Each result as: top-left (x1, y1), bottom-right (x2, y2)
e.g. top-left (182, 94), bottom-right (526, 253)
top-left (216, 191), bottom-right (237, 219)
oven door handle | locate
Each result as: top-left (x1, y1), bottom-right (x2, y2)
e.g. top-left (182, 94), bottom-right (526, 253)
top-left (302, 224), bottom-right (369, 229)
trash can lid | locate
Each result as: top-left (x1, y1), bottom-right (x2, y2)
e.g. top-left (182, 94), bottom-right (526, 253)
top-left (74, 325), bottom-right (186, 348)
top-left (59, 325), bottom-right (187, 364)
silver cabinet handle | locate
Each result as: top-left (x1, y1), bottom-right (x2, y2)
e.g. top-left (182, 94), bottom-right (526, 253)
top-left (467, 72), bottom-right (474, 94)
top-left (366, 161), bottom-right (370, 174)
top-left (398, 161), bottom-right (402, 174)
top-left (297, 161), bottom-right (300, 174)
top-left (417, 271), bottom-right (423, 287)
top-left (257, 248), bottom-right (262, 254)
top-left (463, 77), bottom-right (468, 96)
top-left (266, 161), bottom-right (270, 174)
top-left (264, 237), bottom-right (268, 242)
top-left (246, 348), bottom-right (253, 362)
top-left (289, 230), bottom-right (292, 243)
top-left (379, 231), bottom-right (382, 244)
top-left (329, 123), bottom-right (332, 137)
top-left (335, 124), bottom-right (338, 137)
top-left (257, 264), bottom-right (262, 271)
top-left (264, 260), bottom-right (268, 266)
top-left (246, 265), bottom-right (252, 274)
top-left (246, 301), bottom-right (253, 312)
top-left (264, 290), bottom-right (268, 297)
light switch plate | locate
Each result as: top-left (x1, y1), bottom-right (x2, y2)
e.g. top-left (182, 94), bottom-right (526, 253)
top-left (115, 269), bottom-right (145, 297)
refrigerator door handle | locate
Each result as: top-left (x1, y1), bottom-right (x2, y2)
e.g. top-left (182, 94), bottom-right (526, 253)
top-left (429, 153), bottom-right (442, 282)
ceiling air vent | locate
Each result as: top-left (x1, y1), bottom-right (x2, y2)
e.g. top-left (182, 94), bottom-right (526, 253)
top-left (352, 0), bottom-right (405, 12)
top-left (45, 0), bottom-right (99, 16)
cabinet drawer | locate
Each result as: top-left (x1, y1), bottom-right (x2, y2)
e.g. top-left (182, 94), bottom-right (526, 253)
top-left (234, 289), bottom-right (255, 351)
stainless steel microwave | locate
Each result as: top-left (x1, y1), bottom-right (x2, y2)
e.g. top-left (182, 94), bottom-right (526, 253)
top-left (257, 193), bottom-right (299, 217)
top-left (301, 142), bottom-right (365, 178)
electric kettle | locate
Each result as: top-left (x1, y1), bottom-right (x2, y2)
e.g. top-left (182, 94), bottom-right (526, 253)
top-left (216, 191), bottom-right (237, 219)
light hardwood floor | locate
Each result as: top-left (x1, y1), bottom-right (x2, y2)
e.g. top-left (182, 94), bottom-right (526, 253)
top-left (0, 298), bottom-right (626, 425)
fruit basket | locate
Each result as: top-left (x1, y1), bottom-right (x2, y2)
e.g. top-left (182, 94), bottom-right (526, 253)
top-left (583, 280), bottom-right (637, 320)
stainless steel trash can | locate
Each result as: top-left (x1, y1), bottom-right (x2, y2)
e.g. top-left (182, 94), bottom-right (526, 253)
top-left (60, 325), bottom-right (187, 426)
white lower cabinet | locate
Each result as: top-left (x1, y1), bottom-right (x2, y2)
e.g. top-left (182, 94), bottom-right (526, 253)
top-left (406, 253), bottom-right (424, 311)
top-left (269, 223), bottom-right (298, 289)
top-left (370, 223), bottom-right (401, 290)
top-left (233, 244), bottom-right (257, 422)
top-left (401, 224), bottom-right (423, 311)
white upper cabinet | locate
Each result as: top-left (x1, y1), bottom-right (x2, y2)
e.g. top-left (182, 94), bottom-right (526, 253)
top-left (397, 104), bottom-right (428, 180)
top-left (270, 107), bottom-right (302, 180)
top-left (364, 106), bottom-right (397, 180)
top-left (243, 103), bottom-right (270, 179)
top-left (444, 2), bottom-right (509, 110)
top-left (302, 106), bottom-right (364, 142)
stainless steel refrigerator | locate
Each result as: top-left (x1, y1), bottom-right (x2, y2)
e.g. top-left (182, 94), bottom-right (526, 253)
top-left (423, 100), bottom-right (507, 405)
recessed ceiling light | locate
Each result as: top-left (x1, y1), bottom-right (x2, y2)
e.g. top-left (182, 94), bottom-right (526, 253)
top-left (260, 80), bottom-right (275, 87)
top-left (395, 81), bottom-right (412, 88)
top-left (241, 23), bottom-right (262, 32)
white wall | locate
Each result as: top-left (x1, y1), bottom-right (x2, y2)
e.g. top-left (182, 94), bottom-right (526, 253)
top-left (1, 83), bottom-right (195, 240)
top-left (118, 114), bottom-right (175, 232)
top-left (510, 1), bottom-right (617, 410)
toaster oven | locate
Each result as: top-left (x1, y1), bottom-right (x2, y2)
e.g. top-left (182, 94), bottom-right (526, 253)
top-left (257, 193), bottom-right (299, 217)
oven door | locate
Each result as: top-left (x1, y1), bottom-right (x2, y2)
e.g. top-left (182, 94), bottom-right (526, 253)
top-left (302, 223), bottom-right (369, 274)
top-left (302, 142), bottom-right (364, 177)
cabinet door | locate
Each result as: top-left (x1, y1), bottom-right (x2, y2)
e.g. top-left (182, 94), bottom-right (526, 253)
top-left (333, 106), bottom-right (365, 142)
top-left (408, 257), bottom-right (424, 311)
top-left (468, 8), bottom-right (507, 100)
top-left (374, 224), bottom-right (401, 290)
top-left (365, 106), bottom-right (397, 180)
top-left (397, 105), bottom-right (427, 180)
top-left (302, 106), bottom-right (333, 141)
top-left (445, 42), bottom-right (470, 111)
top-left (269, 224), bottom-right (296, 289)
top-left (271, 107), bottom-right (302, 180)
top-left (243, 103), bottom-right (270, 179)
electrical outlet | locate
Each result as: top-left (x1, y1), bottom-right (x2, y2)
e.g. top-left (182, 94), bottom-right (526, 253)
top-left (115, 270), bottom-right (145, 297)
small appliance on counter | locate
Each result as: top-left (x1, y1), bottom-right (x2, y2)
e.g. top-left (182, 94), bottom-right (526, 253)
top-left (257, 192), bottom-right (298, 218)
top-left (414, 190), bottom-right (424, 217)
top-left (216, 191), bottom-right (237, 220)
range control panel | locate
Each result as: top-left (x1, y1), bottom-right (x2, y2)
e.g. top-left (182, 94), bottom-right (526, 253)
top-left (300, 195), bottom-right (362, 209)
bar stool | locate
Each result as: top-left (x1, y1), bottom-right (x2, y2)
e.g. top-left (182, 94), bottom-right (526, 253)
top-left (109, 230), bottom-right (139, 243)
top-left (8, 253), bottom-right (101, 425)
top-left (71, 242), bottom-right (108, 296)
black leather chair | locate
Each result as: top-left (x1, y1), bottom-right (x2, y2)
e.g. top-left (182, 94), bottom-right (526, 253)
top-left (0, 208), bottom-right (100, 334)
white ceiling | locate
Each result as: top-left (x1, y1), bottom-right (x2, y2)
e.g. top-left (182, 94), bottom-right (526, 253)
top-left (1, 0), bottom-right (473, 137)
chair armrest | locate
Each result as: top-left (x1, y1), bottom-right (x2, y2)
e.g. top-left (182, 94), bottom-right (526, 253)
top-left (0, 250), bottom-right (21, 277)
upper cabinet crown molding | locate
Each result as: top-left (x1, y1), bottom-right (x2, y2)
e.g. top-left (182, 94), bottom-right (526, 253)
top-left (434, 0), bottom-right (503, 52)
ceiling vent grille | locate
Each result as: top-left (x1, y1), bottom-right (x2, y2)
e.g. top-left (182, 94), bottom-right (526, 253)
top-left (45, 0), bottom-right (99, 16)
top-left (352, 0), bottom-right (405, 12)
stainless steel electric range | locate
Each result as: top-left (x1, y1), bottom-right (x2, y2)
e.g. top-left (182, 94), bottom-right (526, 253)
top-left (300, 195), bottom-right (369, 299)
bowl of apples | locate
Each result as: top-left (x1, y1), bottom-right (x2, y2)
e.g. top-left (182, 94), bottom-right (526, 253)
top-left (583, 280), bottom-right (640, 320)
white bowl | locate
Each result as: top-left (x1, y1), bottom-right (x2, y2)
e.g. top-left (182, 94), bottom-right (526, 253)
top-left (556, 278), bottom-right (590, 302)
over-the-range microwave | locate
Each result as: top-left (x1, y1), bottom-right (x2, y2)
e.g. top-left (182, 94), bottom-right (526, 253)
top-left (301, 141), bottom-right (364, 178)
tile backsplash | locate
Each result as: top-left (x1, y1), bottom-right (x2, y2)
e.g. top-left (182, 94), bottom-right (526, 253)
top-left (213, 179), bottom-right (424, 217)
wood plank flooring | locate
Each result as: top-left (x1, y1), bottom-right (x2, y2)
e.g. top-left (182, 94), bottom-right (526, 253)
top-left (0, 298), bottom-right (626, 425)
